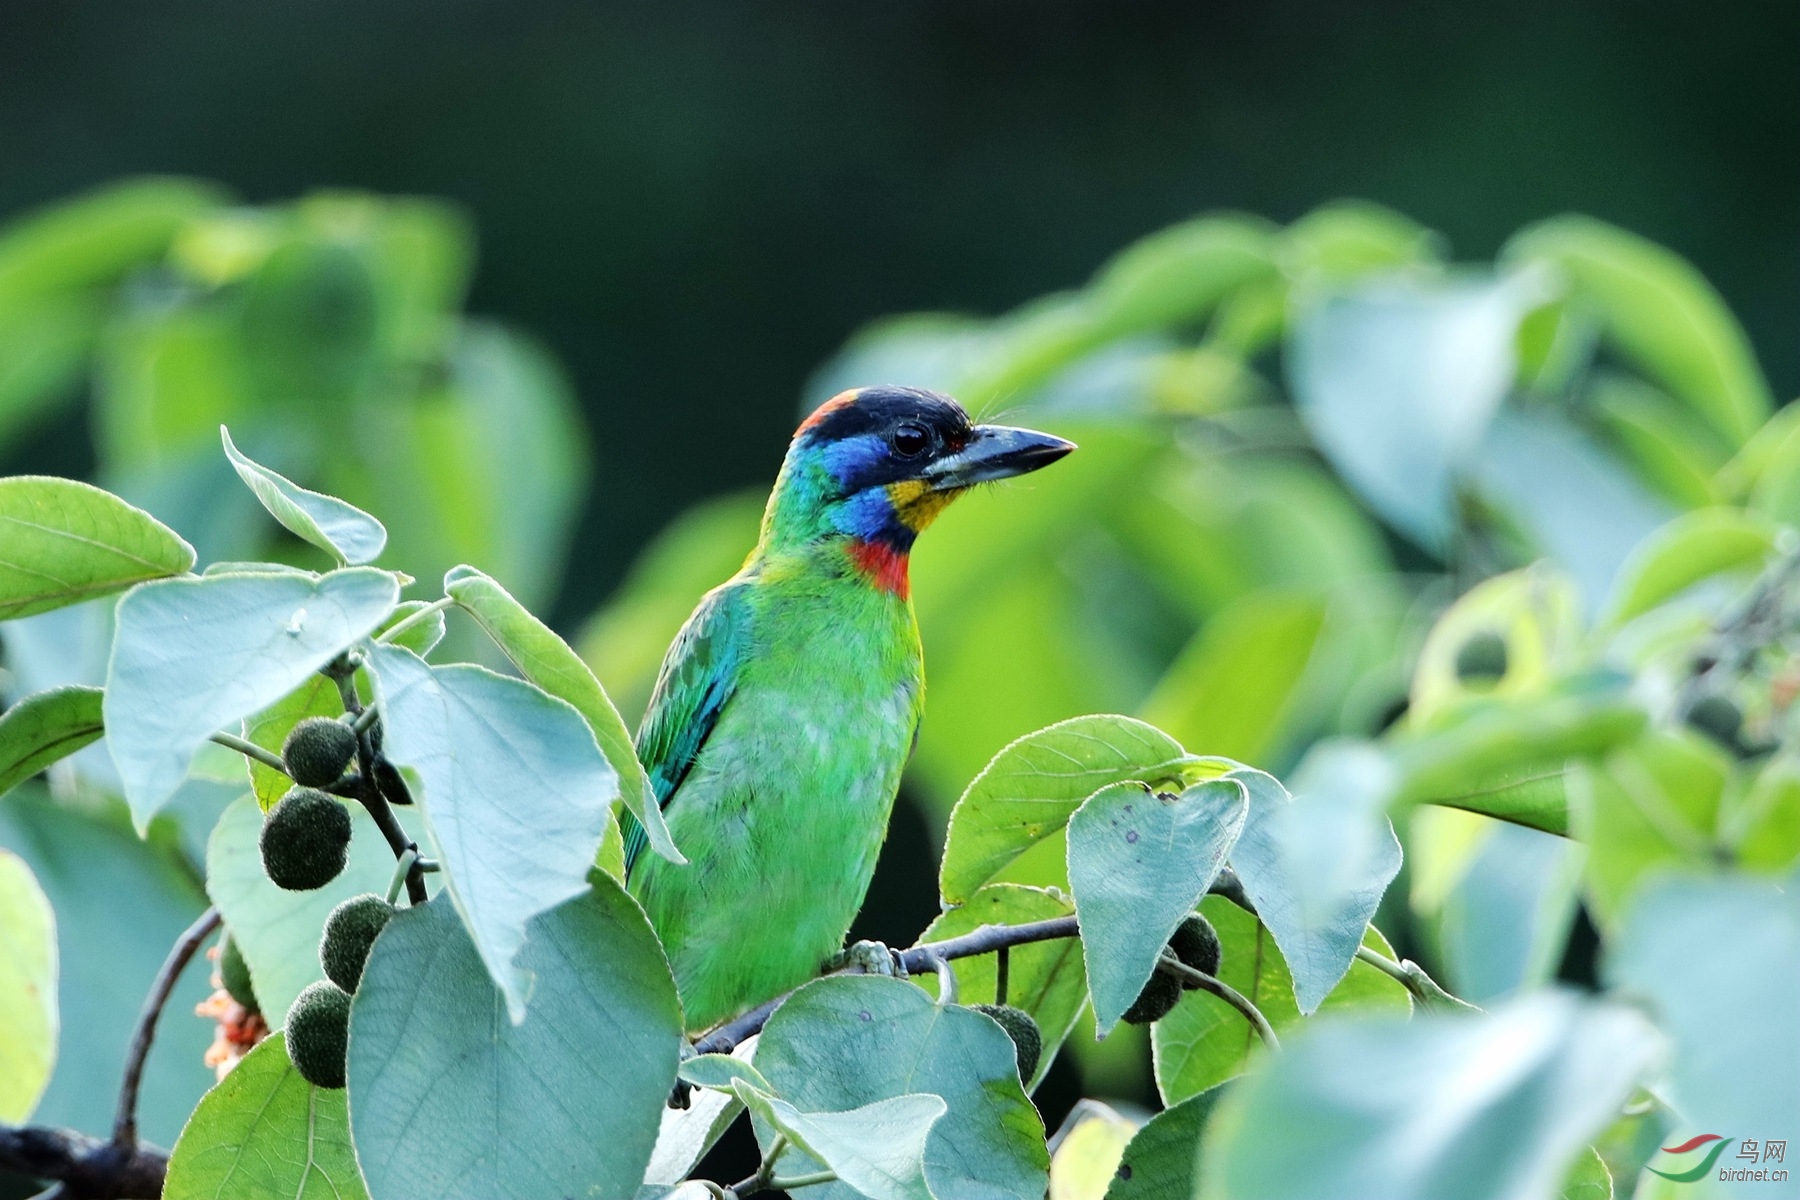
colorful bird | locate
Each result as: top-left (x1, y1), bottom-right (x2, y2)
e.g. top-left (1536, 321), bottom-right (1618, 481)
top-left (623, 385), bottom-right (1075, 1033)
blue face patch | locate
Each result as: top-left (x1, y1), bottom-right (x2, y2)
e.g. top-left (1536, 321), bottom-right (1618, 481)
top-left (816, 433), bottom-right (891, 491)
top-left (828, 486), bottom-right (902, 542)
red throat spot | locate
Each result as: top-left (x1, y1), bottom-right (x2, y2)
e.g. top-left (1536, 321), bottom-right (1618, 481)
top-left (848, 539), bottom-right (910, 597)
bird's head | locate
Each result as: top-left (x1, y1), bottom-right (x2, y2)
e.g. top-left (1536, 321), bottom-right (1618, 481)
top-left (760, 385), bottom-right (1075, 594)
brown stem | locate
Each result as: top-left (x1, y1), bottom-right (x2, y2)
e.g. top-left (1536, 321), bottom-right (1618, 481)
top-left (113, 906), bottom-right (220, 1150)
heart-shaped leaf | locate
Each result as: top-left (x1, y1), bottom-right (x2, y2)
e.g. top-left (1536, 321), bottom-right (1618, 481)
top-left (104, 567), bottom-right (399, 828)
top-left (1067, 778), bottom-right (1248, 1036)
top-left (367, 644), bottom-right (617, 1021)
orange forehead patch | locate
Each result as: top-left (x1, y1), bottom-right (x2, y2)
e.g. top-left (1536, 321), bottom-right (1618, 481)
top-left (798, 389), bottom-right (859, 433)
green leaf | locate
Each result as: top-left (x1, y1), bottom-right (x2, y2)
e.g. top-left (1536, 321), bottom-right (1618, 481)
top-left (1570, 731), bottom-right (1727, 924)
top-left (1407, 564), bottom-right (1584, 727)
top-left (917, 883), bottom-right (1086, 1090)
top-left (1506, 215), bottom-right (1772, 447)
top-left (366, 644), bottom-right (617, 1022)
top-left (1138, 591), bottom-right (1326, 768)
top-left (1607, 873), bottom-right (1799, 1144)
top-left (1280, 200), bottom-right (1443, 282)
top-left (735, 1082), bottom-right (945, 1200)
top-left (221, 426), bottom-right (388, 565)
top-left (1602, 507), bottom-right (1779, 628)
top-left (0, 176), bottom-right (224, 301)
top-left (1086, 214), bottom-right (1276, 339)
top-left (1559, 1147), bottom-right (1613, 1200)
top-left (1103, 1088), bottom-right (1225, 1200)
top-left (104, 567), bottom-right (399, 828)
top-left (205, 794), bottom-right (401, 1021)
top-left (0, 787), bottom-right (213, 1143)
top-left (374, 598), bottom-right (446, 657)
top-left (1049, 1104), bottom-right (1138, 1200)
top-left (1068, 779), bottom-right (1248, 1035)
top-left (239, 674), bottom-right (342, 811)
top-left (0, 848), bottom-right (56, 1121)
top-left (347, 882), bottom-right (680, 1200)
top-left (444, 564), bottom-right (679, 864)
top-left (163, 1034), bottom-right (369, 1200)
top-left (0, 475), bottom-right (195, 621)
top-left (0, 685), bottom-right (103, 798)
top-left (1227, 755), bottom-right (1403, 1013)
top-left (646, 1060), bottom-right (750, 1185)
top-left (1196, 991), bottom-right (1660, 1200)
top-left (939, 715), bottom-right (1200, 905)
top-left (753, 976), bottom-right (1049, 1200)
top-left (679, 1052), bottom-right (773, 1094)
top-left (1151, 896), bottom-right (1410, 1104)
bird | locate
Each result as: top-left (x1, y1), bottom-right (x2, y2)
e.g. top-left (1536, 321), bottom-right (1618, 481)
top-left (621, 385), bottom-right (1075, 1034)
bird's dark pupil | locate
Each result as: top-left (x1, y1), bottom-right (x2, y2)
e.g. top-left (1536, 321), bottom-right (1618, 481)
top-left (893, 424), bottom-right (929, 456)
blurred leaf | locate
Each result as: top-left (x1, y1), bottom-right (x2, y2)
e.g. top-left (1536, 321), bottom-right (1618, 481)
top-left (104, 567), bottom-right (399, 827)
top-left (444, 564), bottom-right (678, 865)
top-left (1559, 1146), bottom-right (1613, 1200)
top-left (939, 714), bottom-right (1199, 906)
top-left (1103, 1087), bottom-right (1225, 1200)
top-left (0, 685), bottom-right (104, 798)
top-left (205, 794), bottom-right (399, 1022)
top-left (0, 787), bottom-right (213, 1142)
top-left (348, 883), bottom-right (680, 1200)
top-left (1288, 270), bottom-right (1546, 552)
top-left (1731, 755), bottom-right (1800, 872)
top-left (1068, 778), bottom-right (1248, 1035)
top-left (1226, 759), bottom-right (1403, 1013)
top-left (96, 304), bottom-right (250, 472)
top-left (0, 475), bottom-right (196, 621)
top-left (0, 176), bottom-right (224, 301)
top-left (1588, 375), bottom-right (1726, 509)
top-left (734, 1082), bottom-right (944, 1200)
top-left (1151, 895), bottom-right (1410, 1104)
top-left (1197, 991), bottom-right (1660, 1200)
top-left (1506, 215), bottom-right (1772, 447)
top-left (1608, 873), bottom-right (1797, 1158)
top-left (1601, 507), bottom-right (1778, 629)
top-left (752, 976), bottom-right (1049, 1200)
top-left (239, 236), bottom-right (380, 409)
top-left (0, 848), bottom-right (55, 1122)
top-left (367, 644), bottom-right (616, 1021)
top-left (1571, 731), bottom-right (1727, 925)
top-left (239, 674), bottom-right (341, 810)
top-left (1139, 590), bottom-right (1325, 767)
top-left (578, 490), bottom-right (764, 726)
top-left (163, 1034), bottom-right (369, 1200)
top-left (221, 425), bottom-right (388, 565)
top-left (917, 883), bottom-right (1085, 1090)
top-left (1280, 200), bottom-right (1444, 282)
top-left (1409, 564), bottom-right (1585, 727)
top-left (1049, 1103), bottom-right (1138, 1200)
top-left (0, 292), bottom-right (101, 456)
top-left (1086, 214), bottom-right (1277, 338)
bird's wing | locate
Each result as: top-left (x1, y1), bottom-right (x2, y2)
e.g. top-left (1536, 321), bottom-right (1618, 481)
top-left (622, 579), bottom-right (751, 875)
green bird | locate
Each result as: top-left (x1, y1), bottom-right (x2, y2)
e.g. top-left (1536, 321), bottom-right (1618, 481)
top-left (622, 385), bottom-right (1074, 1033)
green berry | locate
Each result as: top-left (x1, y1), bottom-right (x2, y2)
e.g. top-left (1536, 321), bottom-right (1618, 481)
top-left (1454, 631), bottom-right (1509, 684)
top-left (260, 787), bottom-right (351, 891)
top-left (320, 894), bottom-right (395, 993)
top-left (972, 1003), bottom-right (1042, 1082)
top-left (285, 980), bottom-right (351, 1089)
top-left (218, 933), bottom-right (258, 1014)
top-left (1122, 969), bottom-right (1182, 1026)
top-left (1685, 694), bottom-right (1744, 751)
top-left (281, 717), bottom-right (358, 787)
top-left (1167, 913), bottom-right (1221, 985)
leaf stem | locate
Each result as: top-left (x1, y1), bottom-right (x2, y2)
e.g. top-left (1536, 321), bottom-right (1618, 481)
top-left (385, 848), bottom-right (419, 905)
top-left (113, 906), bottom-right (220, 1149)
top-left (1353, 946), bottom-right (1481, 1013)
top-left (767, 1171), bottom-right (839, 1192)
top-left (209, 731), bottom-right (288, 777)
top-left (995, 944), bottom-right (1010, 1006)
top-left (1156, 954), bottom-right (1280, 1052)
top-left (375, 596), bottom-right (454, 646)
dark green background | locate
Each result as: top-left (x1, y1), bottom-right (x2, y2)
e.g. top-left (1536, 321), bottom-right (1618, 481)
top-left (2, 0), bottom-right (1794, 625)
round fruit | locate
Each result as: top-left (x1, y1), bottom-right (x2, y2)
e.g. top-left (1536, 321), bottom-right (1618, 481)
top-left (285, 980), bottom-right (351, 1089)
top-left (1454, 631), bottom-right (1509, 683)
top-left (260, 787), bottom-right (352, 891)
top-left (218, 933), bottom-right (258, 1014)
top-left (1167, 913), bottom-right (1222, 984)
top-left (972, 1003), bottom-right (1043, 1082)
top-left (320, 893), bottom-right (395, 993)
top-left (1122, 969), bottom-right (1182, 1026)
top-left (281, 717), bottom-right (358, 787)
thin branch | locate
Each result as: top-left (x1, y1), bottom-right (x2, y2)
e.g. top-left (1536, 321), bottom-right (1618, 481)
top-left (114, 906), bottom-right (221, 1150)
top-left (337, 670), bottom-right (427, 906)
top-left (725, 1133), bottom-right (790, 1199)
top-left (209, 731), bottom-right (288, 777)
top-left (1354, 945), bottom-right (1482, 1013)
top-left (0, 1125), bottom-right (169, 1199)
top-left (767, 1171), bottom-right (839, 1192)
top-left (1156, 954), bottom-right (1280, 1052)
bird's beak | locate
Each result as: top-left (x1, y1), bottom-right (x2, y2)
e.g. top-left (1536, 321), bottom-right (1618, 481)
top-left (921, 424), bottom-right (1077, 490)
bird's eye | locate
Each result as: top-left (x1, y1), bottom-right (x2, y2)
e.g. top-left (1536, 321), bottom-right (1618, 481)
top-left (891, 422), bottom-right (931, 458)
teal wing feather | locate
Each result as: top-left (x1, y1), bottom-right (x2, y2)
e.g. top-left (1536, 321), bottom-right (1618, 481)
top-left (621, 580), bottom-right (751, 874)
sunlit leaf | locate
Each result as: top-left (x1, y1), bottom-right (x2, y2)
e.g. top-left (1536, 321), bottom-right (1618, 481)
top-left (1049, 1103), bottom-right (1138, 1200)
top-left (239, 674), bottom-right (340, 811)
top-left (1601, 507), bottom-right (1779, 629)
top-left (734, 1082), bottom-right (945, 1200)
top-left (0, 685), bottom-right (103, 798)
top-left (221, 425), bottom-right (387, 564)
top-left (1103, 1087), bottom-right (1225, 1200)
top-left (0, 848), bottom-right (56, 1121)
top-left (0, 475), bottom-right (195, 621)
